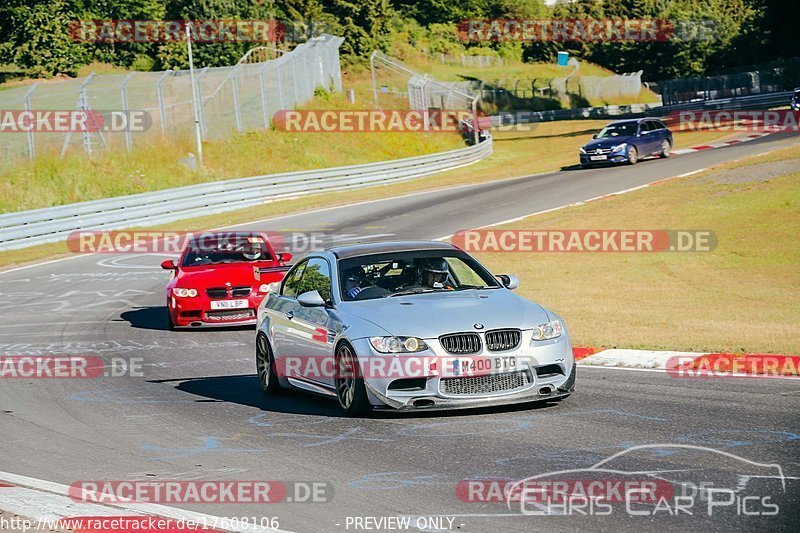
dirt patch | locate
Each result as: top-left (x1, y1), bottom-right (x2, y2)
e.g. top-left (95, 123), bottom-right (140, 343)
top-left (699, 157), bottom-right (800, 185)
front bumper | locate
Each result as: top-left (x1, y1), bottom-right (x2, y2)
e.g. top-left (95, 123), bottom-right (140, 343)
top-left (352, 334), bottom-right (575, 411)
top-left (169, 293), bottom-right (266, 327)
top-left (580, 152), bottom-right (628, 165)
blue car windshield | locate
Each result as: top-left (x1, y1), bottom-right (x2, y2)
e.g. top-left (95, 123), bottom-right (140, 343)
top-left (597, 123), bottom-right (637, 138)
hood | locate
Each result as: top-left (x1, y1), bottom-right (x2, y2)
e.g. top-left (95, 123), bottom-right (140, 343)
top-left (583, 135), bottom-right (634, 150)
top-left (177, 263), bottom-right (282, 287)
top-left (340, 289), bottom-right (550, 339)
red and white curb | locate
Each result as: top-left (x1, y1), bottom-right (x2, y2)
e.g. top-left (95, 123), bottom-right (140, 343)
top-left (672, 130), bottom-right (774, 155)
top-left (0, 471), bottom-right (287, 532)
top-left (574, 347), bottom-right (800, 379)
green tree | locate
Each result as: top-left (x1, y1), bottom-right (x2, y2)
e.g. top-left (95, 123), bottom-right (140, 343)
top-left (323, 0), bottom-right (394, 57)
top-left (0, 0), bottom-right (88, 77)
top-left (159, 0), bottom-right (280, 69)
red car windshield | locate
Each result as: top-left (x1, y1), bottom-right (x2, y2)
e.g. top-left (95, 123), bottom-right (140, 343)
top-left (181, 236), bottom-right (273, 267)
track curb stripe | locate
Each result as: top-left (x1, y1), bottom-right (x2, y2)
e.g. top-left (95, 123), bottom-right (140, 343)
top-left (672, 130), bottom-right (773, 155)
top-left (573, 347), bottom-right (800, 378)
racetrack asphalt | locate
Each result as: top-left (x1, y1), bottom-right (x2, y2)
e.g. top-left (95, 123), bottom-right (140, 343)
top-left (1, 132), bottom-right (799, 532)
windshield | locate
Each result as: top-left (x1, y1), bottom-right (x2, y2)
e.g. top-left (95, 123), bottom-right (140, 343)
top-left (181, 234), bottom-right (273, 267)
top-left (338, 250), bottom-right (501, 301)
top-left (596, 122), bottom-right (637, 138)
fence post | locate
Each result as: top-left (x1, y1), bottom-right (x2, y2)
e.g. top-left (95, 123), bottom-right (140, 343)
top-left (276, 64), bottom-right (285, 110)
top-left (196, 67), bottom-right (209, 140)
top-left (232, 65), bottom-right (242, 132)
top-left (259, 63), bottom-right (270, 128)
top-left (156, 70), bottom-right (169, 139)
top-left (75, 73), bottom-right (109, 157)
top-left (23, 83), bottom-right (39, 161)
top-left (370, 51), bottom-right (379, 107)
top-left (120, 72), bottom-right (134, 151)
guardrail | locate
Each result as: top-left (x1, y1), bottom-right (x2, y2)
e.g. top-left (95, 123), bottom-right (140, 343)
top-left (0, 138), bottom-right (493, 251)
top-left (490, 91), bottom-right (794, 126)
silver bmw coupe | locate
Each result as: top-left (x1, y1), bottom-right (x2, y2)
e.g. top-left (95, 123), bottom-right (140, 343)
top-left (255, 241), bottom-right (575, 415)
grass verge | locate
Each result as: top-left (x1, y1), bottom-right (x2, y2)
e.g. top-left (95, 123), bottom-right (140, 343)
top-left (467, 145), bottom-right (800, 354)
top-left (0, 120), bottom-right (746, 270)
top-left (0, 94), bottom-right (464, 213)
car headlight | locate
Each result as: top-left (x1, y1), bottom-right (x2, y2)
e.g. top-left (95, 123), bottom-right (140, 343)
top-left (370, 337), bottom-right (429, 353)
top-left (530, 320), bottom-right (563, 341)
top-left (579, 147), bottom-right (587, 154)
top-left (611, 143), bottom-right (627, 153)
top-left (172, 287), bottom-right (197, 298)
top-left (258, 283), bottom-right (271, 293)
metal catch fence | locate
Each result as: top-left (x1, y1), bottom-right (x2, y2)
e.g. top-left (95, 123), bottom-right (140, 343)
top-left (0, 34), bottom-right (344, 167)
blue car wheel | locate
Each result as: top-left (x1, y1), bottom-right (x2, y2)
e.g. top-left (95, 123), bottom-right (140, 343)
top-left (627, 145), bottom-right (639, 165)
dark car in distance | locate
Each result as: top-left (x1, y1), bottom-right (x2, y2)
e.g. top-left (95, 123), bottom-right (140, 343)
top-left (579, 118), bottom-right (673, 168)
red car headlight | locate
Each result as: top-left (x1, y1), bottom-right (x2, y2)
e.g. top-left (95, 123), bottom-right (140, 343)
top-left (172, 287), bottom-right (198, 298)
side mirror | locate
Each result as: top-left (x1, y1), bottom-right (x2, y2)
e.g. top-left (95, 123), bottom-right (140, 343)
top-left (279, 252), bottom-right (293, 263)
top-left (161, 259), bottom-right (177, 270)
top-left (592, 133), bottom-right (598, 139)
top-left (497, 274), bottom-right (520, 290)
top-left (297, 290), bottom-right (327, 307)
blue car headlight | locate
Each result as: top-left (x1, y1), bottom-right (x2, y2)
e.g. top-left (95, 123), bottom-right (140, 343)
top-left (370, 337), bottom-right (429, 353)
top-left (579, 147), bottom-right (587, 154)
top-left (611, 143), bottom-right (627, 154)
top-left (530, 320), bottom-right (563, 342)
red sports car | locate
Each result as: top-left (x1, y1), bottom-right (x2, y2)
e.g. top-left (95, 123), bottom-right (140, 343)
top-left (161, 232), bottom-right (291, 328)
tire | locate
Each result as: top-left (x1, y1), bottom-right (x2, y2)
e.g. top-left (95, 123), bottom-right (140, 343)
top-left (627, 146), bottom-right (638, 165)
top-left (335, 342), bottom-right (369, 416)
top-left (256, 333), bottom-right (282, 395)
top-left (659, 139), bottom-right (672, 158)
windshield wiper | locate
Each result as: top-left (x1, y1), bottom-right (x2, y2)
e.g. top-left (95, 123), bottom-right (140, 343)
top-left (386, 288), bottom-right (437, 297)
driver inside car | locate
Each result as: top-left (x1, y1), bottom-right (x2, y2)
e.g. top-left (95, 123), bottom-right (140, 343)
top-left (419, 258), bottom-right (454, 290)
top-left (241, 243), bottom-right (264, 261)
top-left (343, 266), bottom-right (369, 299)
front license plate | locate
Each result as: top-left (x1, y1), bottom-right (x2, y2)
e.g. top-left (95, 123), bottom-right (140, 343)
top-left (445, 356), bottom-right (517, 377)
top-left (210, 299), bottom-right (248, 310)
top-left (590, 155), bottom-right (607, 161)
